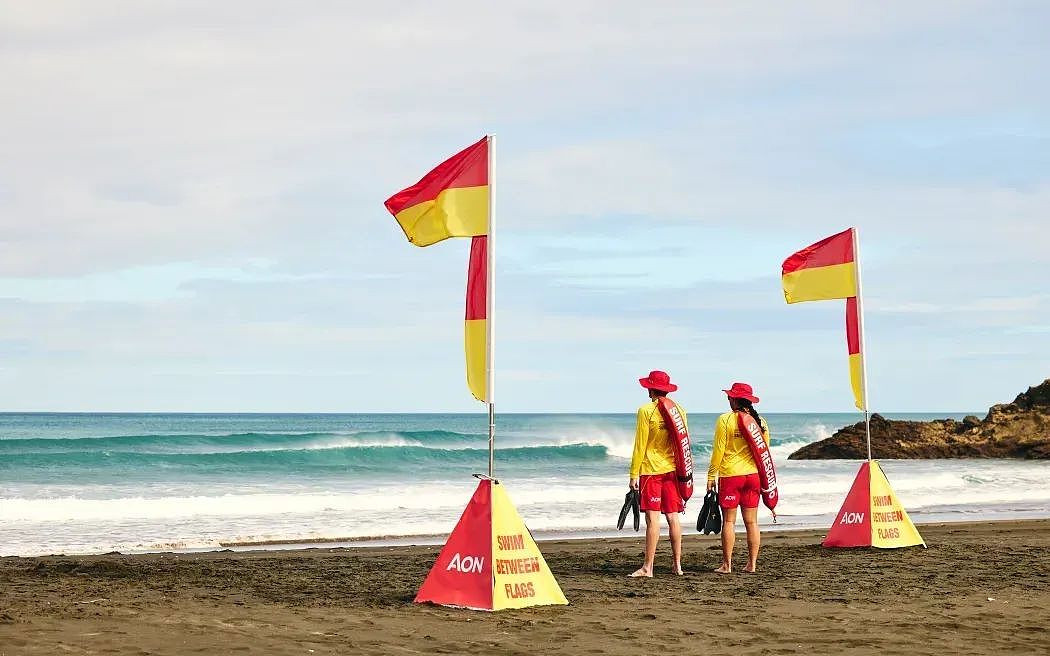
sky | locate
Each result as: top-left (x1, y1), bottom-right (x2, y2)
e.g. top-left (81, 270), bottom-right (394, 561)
top-left (1, 1), bottom-right (1047, 413)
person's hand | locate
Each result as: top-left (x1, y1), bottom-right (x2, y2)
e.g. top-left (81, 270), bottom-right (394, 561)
top-left (706, 480), bottom-right (715, 492)
top-left (629, 477), bottom-right (639, 491)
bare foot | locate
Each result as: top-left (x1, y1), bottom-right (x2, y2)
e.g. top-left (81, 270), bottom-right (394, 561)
top-left (629, 567), bottom-right (653, 578)
top-left (713, 564), bottom-right (731, 574)
top-left (743, 565), bottom-right (757, 573)
top-left (673, 567), bottom-right (684, 576)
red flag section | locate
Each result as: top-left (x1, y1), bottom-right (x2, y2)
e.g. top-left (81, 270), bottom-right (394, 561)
top-left (415, 479), bottom-right (568, 611)
top-left (823, 462), bottom-right (874, 547)
top-left (823, 461), bottom-right (926, 549)
top-left (414, 480), bottom-right (494, 609)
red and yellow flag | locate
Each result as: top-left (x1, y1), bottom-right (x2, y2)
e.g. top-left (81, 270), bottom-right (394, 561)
top-left (845, 296), bottom-right (865, 411)
top-left (385, 137), bottom-right (490, 402)
top-left (384, 137), bottom-right (489, 247)
top-left (781, 228), bottom-right (857, 303)
top-left (782, 228), bottom-right (866, 410)
top-left (465, 236), bottom-right (487, 402)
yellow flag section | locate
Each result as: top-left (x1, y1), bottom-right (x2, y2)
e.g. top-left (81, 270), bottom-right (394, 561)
top-left (823, 461), bottom-right (925, 548)
top-left (490, 483), bottom-right (567, 609)
top-left (415, 479), bottom-right (567, 611)
top-left (868, 461), bottom-right (925, 548)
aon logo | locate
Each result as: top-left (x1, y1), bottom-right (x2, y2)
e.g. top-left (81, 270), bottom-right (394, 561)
top-left (839, 512), bottom-right (865, 525)
top-left (446, 553), bottom-right (485, 573)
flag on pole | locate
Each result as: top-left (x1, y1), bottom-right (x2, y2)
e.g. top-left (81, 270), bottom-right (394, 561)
top-left (781, 228), bottom-right (857, 303)
top-left (465, 236), bottom-right (487, 401)
top-left (784, 231), bottom-right (922, 549)
top-left (384, 136), bottom-right (489, 247)
top-left (782, 228), bottom-right (866, 410)
top-left (845, 297), bottom-right (865, 411)
top-left (385, 137), bottom-right (490, 401)
top-left (387, 138), bottom-right (564, 605)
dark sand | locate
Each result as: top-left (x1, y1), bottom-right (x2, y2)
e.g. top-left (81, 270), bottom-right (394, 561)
top-left (2, 520), bottom-right (1048, 655)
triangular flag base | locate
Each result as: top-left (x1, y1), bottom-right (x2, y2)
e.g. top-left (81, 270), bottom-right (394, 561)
top-left (415, 479), bottom-right (568, 610)
top-left (823, 460), bottom-right (926, 549)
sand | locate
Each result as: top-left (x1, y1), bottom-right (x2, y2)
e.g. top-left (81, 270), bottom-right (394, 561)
top-left (2, 519), bottom-right (1048, 655)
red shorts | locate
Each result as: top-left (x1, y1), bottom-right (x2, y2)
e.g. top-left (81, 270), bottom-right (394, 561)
top-left (719, 473), bottom-right (760, 510)
top-left (638, 472), bottom-right (685, 514)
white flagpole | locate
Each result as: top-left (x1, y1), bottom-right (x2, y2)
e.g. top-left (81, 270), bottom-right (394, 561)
top-left (851, 227), bottom-right (872, 461)
top-left (486, 135), bottom-right (496, 478)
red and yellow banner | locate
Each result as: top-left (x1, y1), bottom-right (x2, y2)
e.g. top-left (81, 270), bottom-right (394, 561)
top-left (385, 137), bottom-right (490, 402)
top-left (781, 228), bottom-right (857, 303)
top-left (465, 236), bottom-right (487, 402)
top-left (782, 228), bottom-right (866, 410)
top-left (846, 297), bottom-right (865, 411)
top-left (384, 136), bottom-right (489, 247)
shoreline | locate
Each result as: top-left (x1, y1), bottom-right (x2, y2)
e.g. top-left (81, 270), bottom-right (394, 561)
top-left (8, 509), bottom-right (1050, 558)
top-left (2, 518), bottom-right (1047, 655)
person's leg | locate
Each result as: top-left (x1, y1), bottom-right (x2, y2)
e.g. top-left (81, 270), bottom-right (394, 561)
top-left (714, 475), bottom-right (741, 574)
top-left (715, 506), bottom-right (737, 573)
top-left (630, 510), bottom-right (662, 577)
top-left (666, 512), bottom-right (683, 574)
top-left (630, 475), bottom-right (660, 577)
top-left (741, 506), bottom-right (760, 572)
top-left (661, 474), bottom-right (685, 575)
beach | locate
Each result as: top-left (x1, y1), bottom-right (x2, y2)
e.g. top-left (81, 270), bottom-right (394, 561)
top-left (2, 519), bottom-right (1047, 655)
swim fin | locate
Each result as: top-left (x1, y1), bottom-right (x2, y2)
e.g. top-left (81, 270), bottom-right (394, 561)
top-left (617, 489), bottom-right (642, 531)
top-left (617, 490), bottom-right (632, 530)
top-left (631, 488), bottom-right (640, 531)
top-left (696, 489), bottom-right (722, 535)
top-left (706, 499), bottom-right (722, 535)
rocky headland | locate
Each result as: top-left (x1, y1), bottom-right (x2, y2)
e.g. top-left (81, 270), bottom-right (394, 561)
top-left (789, 379), bottom-right (1050, 459)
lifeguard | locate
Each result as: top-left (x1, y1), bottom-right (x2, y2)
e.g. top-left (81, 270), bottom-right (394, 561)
top-left (707, 382), bottom-right (772, 574)
top-left (628, 370), bottom-right (689, 578)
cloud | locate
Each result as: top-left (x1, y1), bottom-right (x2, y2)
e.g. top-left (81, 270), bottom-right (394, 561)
top-left (0, 1), bottom-right (1047, 411)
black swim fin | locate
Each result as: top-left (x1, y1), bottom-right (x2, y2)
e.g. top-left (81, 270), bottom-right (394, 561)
top-left (632, 489), bottom-right (641, 531)
top-left (617, 490), bottom-right (633, 530)
top-left (696, 489), bottom-right (722, 535)
top-left (696, 490), bottom-right (711, 532)
top-left (705, 490), bottom-right (722, 535)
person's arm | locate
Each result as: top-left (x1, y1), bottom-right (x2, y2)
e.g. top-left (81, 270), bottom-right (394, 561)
top-left (629, 407), bottom-right (650, 488)
top-left (762, 419), bottom-right (771, 446)
top-left (707, 414), bottom-right (728, 490)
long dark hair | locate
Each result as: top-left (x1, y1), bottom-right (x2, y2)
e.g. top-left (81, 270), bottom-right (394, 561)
top-left (737, 398), bottom-right (763, 431)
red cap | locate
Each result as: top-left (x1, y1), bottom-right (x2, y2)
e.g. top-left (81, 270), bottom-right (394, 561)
top-left (723, 382), bottom-right (759, 403)
top-left (639, 370), bottom-right (678, 393)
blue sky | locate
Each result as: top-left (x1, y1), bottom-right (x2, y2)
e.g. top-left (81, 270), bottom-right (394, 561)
top-left (1, 1), bottom-right (1047, 412)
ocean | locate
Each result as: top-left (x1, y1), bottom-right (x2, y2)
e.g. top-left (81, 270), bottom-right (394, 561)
top-left (2, 412), bottom-right (1048, 556)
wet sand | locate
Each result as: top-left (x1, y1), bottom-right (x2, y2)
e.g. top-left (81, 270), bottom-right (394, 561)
top-left (2, 519), bottom-right (1048, 655)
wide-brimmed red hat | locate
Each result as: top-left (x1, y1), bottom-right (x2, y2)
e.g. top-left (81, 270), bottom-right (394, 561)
top-left (639, 370), bottom-right (678, 393)
top-left (723, 382), bottom-right (759, 404)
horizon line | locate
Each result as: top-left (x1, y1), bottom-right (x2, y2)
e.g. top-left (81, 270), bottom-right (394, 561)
top-left (0, 409), bottom-right (981, 416)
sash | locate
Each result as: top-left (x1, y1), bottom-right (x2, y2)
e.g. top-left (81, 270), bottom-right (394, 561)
top-left (735, 411), bottom-right (778, 513)
top-left (656, 397), bottom-right (693, 502)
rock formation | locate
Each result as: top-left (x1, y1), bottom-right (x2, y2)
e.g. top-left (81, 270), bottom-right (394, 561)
top-left (789, 379), bottom-right (1050, 459)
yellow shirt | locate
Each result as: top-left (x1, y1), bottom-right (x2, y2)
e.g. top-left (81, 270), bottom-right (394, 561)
top-left (629, 400), bottom-right (687, 478)
top-left (706, 411), bottom-right (770, 483)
